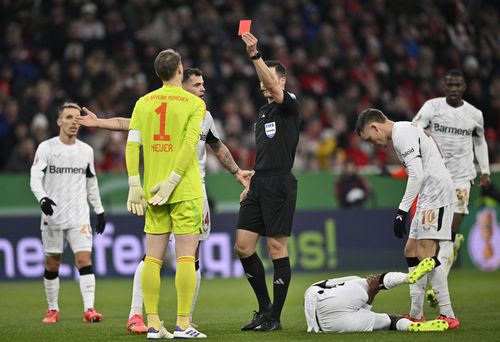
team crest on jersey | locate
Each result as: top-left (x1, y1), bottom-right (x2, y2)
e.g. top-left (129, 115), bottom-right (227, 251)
top-left (265, 122), bottom-right (276, 138)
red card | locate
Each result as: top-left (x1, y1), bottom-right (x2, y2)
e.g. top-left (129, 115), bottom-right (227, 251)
top-left (238, 20), bottom-right (252, 36)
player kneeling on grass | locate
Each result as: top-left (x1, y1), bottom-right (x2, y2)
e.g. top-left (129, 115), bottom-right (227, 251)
top-left (304, 258), bottom-right (449, 333)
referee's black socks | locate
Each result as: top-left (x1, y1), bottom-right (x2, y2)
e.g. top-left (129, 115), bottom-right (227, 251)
top-left (240, 253), bottom-right (271, 313)
top-left (271, 257), bottom-right (291, 321)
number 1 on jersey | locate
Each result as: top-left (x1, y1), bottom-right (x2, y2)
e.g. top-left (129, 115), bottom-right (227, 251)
top-left (154, 102), bottom-right (171, 141)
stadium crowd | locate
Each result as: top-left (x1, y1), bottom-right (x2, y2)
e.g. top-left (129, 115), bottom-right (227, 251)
top-left (0, 0), bottom-right (499, 173)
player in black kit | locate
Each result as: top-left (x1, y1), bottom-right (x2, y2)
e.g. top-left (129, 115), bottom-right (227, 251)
top-left (235, 32), bottom-right (300, 332)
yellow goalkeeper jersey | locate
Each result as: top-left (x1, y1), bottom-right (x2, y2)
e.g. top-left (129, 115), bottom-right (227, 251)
top-left (129, 84), bottom-right (205, 203)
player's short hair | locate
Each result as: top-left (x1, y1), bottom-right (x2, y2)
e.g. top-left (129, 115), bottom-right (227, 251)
top-left (182, 67), bottom-right (203, 83)
top-left (154, 49), bottom-right (181, 81)
top-left (355, 108), bottom-right (388, 135)
top-left (446, 69), bottom-right (464, 79)
top-left (58, 102), bottom-right (81, 117)
top-left (265, 60), bottom-right (287, 78)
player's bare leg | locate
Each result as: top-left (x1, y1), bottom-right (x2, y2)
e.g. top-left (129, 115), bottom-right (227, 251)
top-left (451, 213), bottom-right (465, 262)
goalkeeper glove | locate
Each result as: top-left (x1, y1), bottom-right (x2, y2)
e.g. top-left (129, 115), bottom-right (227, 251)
top-left (127, 175), bottom-right (147, 216)
top-left (393, 209), bottom-right (408, 239)
top-left (149, 172), bottom-right (182, 206)
top-left (95, 213), bottom-right (106, 234)
top-left (40, 197), bottom-right (56, 216)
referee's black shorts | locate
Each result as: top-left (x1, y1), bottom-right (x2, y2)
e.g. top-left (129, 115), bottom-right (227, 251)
top-left (237, 169), bottom-right (297, 237)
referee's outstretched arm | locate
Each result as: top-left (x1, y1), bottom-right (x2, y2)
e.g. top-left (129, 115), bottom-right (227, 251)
top-left (241, 32), bottom-right (284, 104)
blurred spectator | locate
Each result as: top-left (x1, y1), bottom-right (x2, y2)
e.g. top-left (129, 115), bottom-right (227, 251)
top-left (315, 128), bottom-right (343, 170)
top-left (344, 132), bottom-right (371, 167)
top-left (75, 3), bottom-right (106, 42)
top-left (0, 1), bottom-right (498, 172)
top-left (335, 158), bottom-right (372, 209)
top-left (4, 137), bottom-right (35, 172)
top-left (99, 131), bottom-right (127, 173)
top-left (30, 112), bottom-right (50, 145)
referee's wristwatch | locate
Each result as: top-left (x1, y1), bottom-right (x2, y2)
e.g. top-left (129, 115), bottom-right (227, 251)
top-left (250, 52), bottom-right (261, 60)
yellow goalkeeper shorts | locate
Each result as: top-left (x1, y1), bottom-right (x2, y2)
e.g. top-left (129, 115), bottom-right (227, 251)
top-left (144, 197), bottom-right (202, 235)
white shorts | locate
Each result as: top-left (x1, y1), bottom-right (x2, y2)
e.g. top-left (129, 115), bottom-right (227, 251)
top-left (453, 180), bottom-right (471, 214)
top-left (42, 224), bottom-right (93, 255)
top-left (315, 279), bottom-right (377, 332)
top-left (409, 203), bottom-right (454, 241)
top-left (199, 187), bottom-right (211, 241)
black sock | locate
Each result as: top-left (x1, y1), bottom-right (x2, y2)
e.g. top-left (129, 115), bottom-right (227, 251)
top-left (432, 255), bottom-right (441, 267)
top-left (44, 269), bottom-right (58, 280)
top-left (78, 265), bottom-right (93, 275)
top-left (270, 257), bottom-right (291, 321)
top-left (406, 257), bottom-right (420, 267)
top-left (240, 253), bottom-right (271, 313)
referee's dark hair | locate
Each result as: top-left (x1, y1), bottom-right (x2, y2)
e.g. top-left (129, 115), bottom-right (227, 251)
top-left (265, 60), bottom-right (286, 78)
top-left (183, 67), bottom-right (203, 83)
top-left (355, 108), bottom-right (388, 135)
top-left (58, 102), bottom-right (81, 117)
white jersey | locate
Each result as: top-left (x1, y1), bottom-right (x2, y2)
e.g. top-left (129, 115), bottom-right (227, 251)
top-left (304, 276), bottom-right (376, 333)
top-left (412, 98), bottom-right (488, 181)
top-left (392, 122), bottom-right (455, 209)
top-left (197, 111), bottom-right (220, 183)
top-left (30, 137), bottom-right (104, 230)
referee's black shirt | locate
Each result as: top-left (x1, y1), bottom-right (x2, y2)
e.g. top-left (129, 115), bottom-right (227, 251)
top-left (254, 90), bottom-right (300, 171)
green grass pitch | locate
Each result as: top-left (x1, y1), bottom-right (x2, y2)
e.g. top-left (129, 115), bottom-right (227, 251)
top-left (1, 269), bottom-right (499, 341)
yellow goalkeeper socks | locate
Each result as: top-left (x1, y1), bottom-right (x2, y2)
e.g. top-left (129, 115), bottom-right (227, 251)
top-left (143, 256), bottom-right (163, 329)
top-left (147, 314), bottom-right (162, 331)
top-left (175, 256), bottom-right (196, 329)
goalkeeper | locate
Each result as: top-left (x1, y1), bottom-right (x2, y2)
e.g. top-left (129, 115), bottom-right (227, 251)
top-left (126, 49), bottom-right (206, 339)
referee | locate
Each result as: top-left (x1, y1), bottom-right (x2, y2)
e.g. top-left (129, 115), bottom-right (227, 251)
top-left (235, 32), bottom-right (300, 332)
